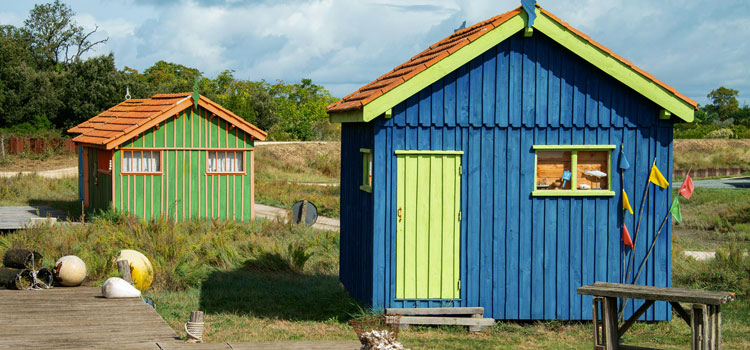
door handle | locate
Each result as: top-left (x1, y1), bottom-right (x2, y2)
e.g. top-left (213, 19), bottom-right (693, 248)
top-left (398, 207), bottom-right (403, 221)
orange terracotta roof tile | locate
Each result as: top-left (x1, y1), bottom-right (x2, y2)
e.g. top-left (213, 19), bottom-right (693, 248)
top-left (68, 93), bottom-right (267, 148)
top-left (327, 6), bottom-right (697, 115)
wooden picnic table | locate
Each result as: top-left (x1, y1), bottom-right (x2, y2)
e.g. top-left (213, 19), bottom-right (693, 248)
top-left (578, 282), bottom-right (735, 350)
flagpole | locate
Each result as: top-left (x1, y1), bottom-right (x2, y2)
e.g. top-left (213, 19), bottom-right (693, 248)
top-left (619, 156), bottom-right (656, 320)
top-left (625, 156), bottom-right (656, 284)
top-left (620, 209), bottom-right (671, 316)
top-left (631, 210), bottom-right (670, 286)
top-left (632, 167), bottom-right (688, 284)
top-left (620, 143), bottom-right (626, 286)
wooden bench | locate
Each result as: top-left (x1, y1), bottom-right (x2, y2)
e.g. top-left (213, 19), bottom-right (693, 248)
top-left (578, 282), bottom-right (735, 350)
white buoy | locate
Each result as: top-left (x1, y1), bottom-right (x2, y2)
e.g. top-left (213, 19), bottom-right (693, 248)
top-left (54, 255), bottom-right (87, 287)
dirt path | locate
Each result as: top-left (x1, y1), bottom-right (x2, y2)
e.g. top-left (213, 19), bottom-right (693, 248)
top-left (0, 166), bottom-right (78, 179)
top-left (255, 203), bottom-right (339, 232)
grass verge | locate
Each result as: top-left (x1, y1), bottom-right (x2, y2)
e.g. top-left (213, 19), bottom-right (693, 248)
top-left (672, 188), bottom-right (750, 251)
top-left (0, 174), bottom-right (80, 217)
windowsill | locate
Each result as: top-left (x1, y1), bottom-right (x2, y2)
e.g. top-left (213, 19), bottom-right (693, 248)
top-left (122, 172), bottom-right (163, 176)
top-left (360, 185), bottom-right (372, 193)
top-left (206, 172), bottom-right (246, 176)
top-left (532, 190), bottom-right (615, 197)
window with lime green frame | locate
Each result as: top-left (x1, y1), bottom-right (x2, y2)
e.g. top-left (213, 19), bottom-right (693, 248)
top-left (360, 148), bottom-right (373, 193)
top-left (532, 145), bottom-right (615, 197)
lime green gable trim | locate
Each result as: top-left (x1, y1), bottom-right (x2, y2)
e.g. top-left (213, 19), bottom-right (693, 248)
top-left (532, 9), bottom-right (694, 123)
top-left (532, 190), bottom-right (615, 197)
top-left (330, 110), bottom-right (365, 123)
top-left (360, 185), bottom-right (373, 193)
top-left (533, 144), bottom-right (615, 151)
top-left (329, 15), bottom-right (526, 124)
top-left (394, 150), bottom-right (464, 155)
top-left (360, 148), bottom-right (372, 153)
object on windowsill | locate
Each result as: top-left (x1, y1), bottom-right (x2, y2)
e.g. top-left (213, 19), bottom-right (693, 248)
top-left (537, 178), bottom-right (550, 189)
top-left (578, 184), bottom-right (591, 190)
top-left (562, 170), bottom-right (572, 188)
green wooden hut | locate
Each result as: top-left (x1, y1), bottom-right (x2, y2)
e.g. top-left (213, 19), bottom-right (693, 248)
top-left (68, 92), bottom-right (267, 221)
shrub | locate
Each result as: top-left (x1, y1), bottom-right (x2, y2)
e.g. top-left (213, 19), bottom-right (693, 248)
top-left (674, 243), bottom-right (750, 297)
top-left (706, 128), bottom-right (735, 139)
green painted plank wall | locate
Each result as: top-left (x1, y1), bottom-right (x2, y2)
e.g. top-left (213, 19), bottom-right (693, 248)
top-left (112, 106), bottom-right (254, 221)
top-left (84, 147), bottom-right (112, 212)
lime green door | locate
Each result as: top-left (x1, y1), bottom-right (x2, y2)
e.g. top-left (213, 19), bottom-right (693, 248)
top-left (395, 151), bottom-right (462, 299)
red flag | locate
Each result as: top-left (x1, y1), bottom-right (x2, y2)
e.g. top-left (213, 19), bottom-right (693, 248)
top-left (622, 224), bottom-right (634, 249)
top-left (679, 174), bottom-right (694, 200)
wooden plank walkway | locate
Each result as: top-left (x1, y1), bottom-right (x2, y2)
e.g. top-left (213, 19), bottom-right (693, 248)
top-left (0, 287), bottom-right (359, 350)
top-left (0, 206), bottom-right (69, 230)
top-left (0, 287), bottom-right (177, 349)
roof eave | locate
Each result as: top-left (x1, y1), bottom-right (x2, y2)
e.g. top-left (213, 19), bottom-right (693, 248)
top-left (329, 7), bottom-right (695, 124)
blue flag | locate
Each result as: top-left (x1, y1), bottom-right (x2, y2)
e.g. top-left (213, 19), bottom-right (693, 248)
top-left (619, 147), bottom-right (630, 170)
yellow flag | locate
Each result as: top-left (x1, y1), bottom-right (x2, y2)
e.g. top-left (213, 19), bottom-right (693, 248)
top-left (622, 190), bottom-right (633, 214)
top-left (649, 164), bottom-right (669, 189)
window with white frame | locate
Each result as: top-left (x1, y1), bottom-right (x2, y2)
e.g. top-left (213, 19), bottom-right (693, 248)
top-left (122, 150), bottom-right (161, 174)
top-left (207, 151), bottom-right (244, 173)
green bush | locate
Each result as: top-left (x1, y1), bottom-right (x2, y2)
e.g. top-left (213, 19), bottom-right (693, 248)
top-left (0, 216), bottom-right (340, 292)
top-left (674, 123), bottom-right (750, 139)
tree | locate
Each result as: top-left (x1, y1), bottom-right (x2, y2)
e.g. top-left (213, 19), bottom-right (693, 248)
top-left (141, 61), bottom-right (203, 93)
top-left (60, 54), bottom-right (145, 128)
top-left (269, 79), bottom-right (339, 140)
top-left (24, 0), bottom-right (107, 66)
top-left (705, 86), bottom-right (739, 121)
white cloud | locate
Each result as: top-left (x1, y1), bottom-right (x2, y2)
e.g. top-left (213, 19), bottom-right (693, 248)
top-left (4, 0), bottom-right (748, 103)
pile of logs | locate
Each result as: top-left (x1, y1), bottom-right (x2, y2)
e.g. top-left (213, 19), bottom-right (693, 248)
top-left (0, 248), bottom-right (53, 289)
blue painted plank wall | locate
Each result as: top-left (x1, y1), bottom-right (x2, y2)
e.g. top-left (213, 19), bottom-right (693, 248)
top-left (344, 30), bottom-right (674, 320)
top-left (339, 122), bottom-right (375, 304)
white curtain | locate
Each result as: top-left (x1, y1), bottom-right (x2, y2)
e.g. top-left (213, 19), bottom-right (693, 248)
top-left (208, 151), bottom-right (243, 172)
top-left (123, 150), bottom-right (161, 172)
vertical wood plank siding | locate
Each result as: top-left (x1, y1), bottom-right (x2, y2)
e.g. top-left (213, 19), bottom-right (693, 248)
top-left (84, 147), bottom-right (112, 212)
top-left (111, 106), bottom-right (254, 221)
top-left (342, 31), bottom-right (674, 320)
top-left (339, 122), bottom-right (375, 305)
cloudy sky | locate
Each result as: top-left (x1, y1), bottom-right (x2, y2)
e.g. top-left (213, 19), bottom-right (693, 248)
top-left (1, 0), bottom-right (748, 105)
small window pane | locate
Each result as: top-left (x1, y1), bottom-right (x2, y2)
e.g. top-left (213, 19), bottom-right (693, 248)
top-left (536, 151), bottom-right (571, 190)
top-left (123, 151), bottom-right (132, 172)
top-left (367, 153), bottom-right (373, 186)
top-left (577, 151), bottom-right (609, 190)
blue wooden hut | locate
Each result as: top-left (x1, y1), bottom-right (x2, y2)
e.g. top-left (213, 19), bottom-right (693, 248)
top-left (327, 4), bottom-right (696, 321)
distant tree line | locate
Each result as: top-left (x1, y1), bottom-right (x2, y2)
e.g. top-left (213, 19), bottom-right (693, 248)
top-left (675, 87), bottom-right (750, 139)
top-left (0, 1), bottom-right (339, 141)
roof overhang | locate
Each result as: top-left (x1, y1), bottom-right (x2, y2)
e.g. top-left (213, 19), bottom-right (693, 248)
top-left (329, 8), bottom-right (695, 124)
top-left (71, 96), bottom-right (268, 149)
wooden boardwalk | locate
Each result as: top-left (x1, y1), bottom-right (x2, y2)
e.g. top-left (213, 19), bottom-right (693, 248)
top-left (0, 287), bottom-right (359, 350)
top-left (0, 206), bottom-right (69, 230)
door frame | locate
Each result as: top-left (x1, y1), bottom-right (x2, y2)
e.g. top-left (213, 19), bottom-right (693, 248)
top-left (390, 150), bottom-right (464, 307)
